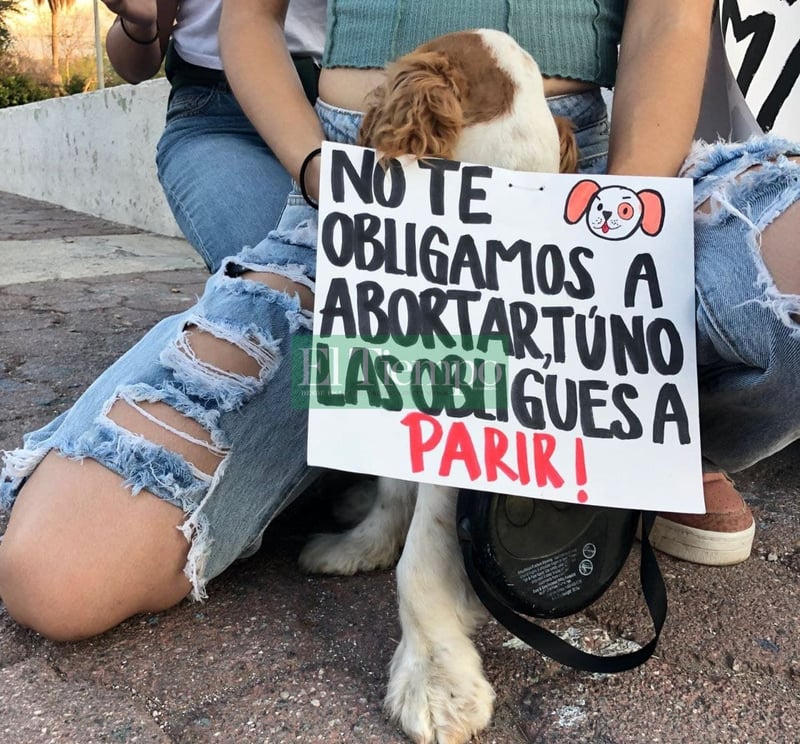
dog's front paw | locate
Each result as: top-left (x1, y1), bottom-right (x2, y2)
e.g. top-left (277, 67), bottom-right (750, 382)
top-left (298, 528), bottom-right (402, 575)
top-left (385, 638), bottom-right (495, 744)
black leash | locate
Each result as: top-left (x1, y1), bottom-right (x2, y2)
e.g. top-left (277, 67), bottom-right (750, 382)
top-left (458, 511), bottom-right (667, 673)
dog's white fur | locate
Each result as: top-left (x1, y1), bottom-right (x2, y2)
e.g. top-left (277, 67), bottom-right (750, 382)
top-left (301, 30), bottom-right (565, 744)
top-left (448, 32), bottom-right (560, 173)
top-left (299, 476), bottom-right (416, 574)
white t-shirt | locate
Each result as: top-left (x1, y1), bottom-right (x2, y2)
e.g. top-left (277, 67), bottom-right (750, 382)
top-left (172, 0), bottom-right (327, 71)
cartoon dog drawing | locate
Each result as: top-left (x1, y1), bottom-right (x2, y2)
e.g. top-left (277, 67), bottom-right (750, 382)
top-left (565, 180), bottom-right (665, 240)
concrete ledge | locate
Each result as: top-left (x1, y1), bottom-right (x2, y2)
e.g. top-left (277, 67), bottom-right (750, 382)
top-left (0, 78), bottom-right (181, 237)
top-left (0, 234), bottom-right (203, 285)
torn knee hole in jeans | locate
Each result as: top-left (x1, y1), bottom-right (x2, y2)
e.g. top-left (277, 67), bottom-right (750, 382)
top-left (697, 155), bottom-right (800, 216)
top-left (698, 157), bottom-right (800, 330)
top-left (161, 315), bottom-right (282, 407)
top-left (241, 270), bottom-right (315, 311)
top-left (117, 312), bottom-right (281, 512)
top-left (106, 399), bottom-right (225, 476)
top-left (181, 325), bottom-right (264, 378)
top-left (224, 261), bottom-right (316, 325)
top-left (697, 163), bottom-right (768, 215)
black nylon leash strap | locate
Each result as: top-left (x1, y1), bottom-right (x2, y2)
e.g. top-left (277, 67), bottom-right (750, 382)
top-left (458, 511), bottom-right (667, 673)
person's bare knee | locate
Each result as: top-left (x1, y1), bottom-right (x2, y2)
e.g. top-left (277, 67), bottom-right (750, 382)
top-left (0, 453), bottom-right (191, 641)
top-left (243, 270), bottom-right (315, 310)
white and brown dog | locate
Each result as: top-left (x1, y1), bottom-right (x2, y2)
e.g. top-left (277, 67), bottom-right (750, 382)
top-left (300, 29), bottom-right (576, 744)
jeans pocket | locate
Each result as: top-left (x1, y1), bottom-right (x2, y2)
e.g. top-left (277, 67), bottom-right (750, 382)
top-left (165, 86), bottom-right (217, 123)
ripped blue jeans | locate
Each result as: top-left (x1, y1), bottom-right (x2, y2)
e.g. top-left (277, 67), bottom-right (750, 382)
top-left (1, 93), bottom-right (799, 599)
top-left (685, 137), bottom-right (800, 472)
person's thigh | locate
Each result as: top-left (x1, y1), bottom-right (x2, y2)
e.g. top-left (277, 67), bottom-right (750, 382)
top-left (157, 86), bottom-right (293, 272)
top-left (691, 142), bottom-right (800, 472)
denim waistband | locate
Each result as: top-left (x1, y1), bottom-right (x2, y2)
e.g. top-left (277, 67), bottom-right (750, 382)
top-left (315, 88), bottom-right (608, 145)
top-left (545, 88), bottom-right (608, 131)
top-left (315, 99), bottom-right (363, 143)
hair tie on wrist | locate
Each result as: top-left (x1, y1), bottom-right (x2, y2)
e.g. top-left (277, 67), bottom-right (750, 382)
top-left (299, 147), bottom-right (323, 209)
top-left (119, 16), bottom-right (160, 45)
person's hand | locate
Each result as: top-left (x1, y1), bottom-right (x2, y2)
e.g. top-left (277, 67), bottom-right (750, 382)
top-left (101, 0), bottom-right (157, 26)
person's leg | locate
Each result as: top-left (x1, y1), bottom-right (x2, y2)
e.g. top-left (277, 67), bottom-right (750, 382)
top-left (650, 146), bottom-right (800, 564)
top-left (0, 220), bottom-right (319, 641)
top-left (0, 455), bottom-right (192, 641)
top-left (156, 86), bottom-right (293, 272)
top-left (694, 148), bottom-right (800, 468)
top-left (0, 99), bottom-right (364, 641)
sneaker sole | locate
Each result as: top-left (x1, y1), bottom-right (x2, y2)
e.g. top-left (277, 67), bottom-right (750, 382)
top-left (643, 518), bottom-right (755, 566)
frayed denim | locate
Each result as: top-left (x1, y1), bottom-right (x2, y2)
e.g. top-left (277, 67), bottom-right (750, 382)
top-left (3, 93), bottom-right (799, 598)
top-left (0, 101), bottom-right (345, 600)
top-left (686, 137), bottom-right (800, 472)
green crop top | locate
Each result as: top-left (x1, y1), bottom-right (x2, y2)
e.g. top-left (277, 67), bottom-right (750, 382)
top-left (322, 0), bottom-right (625, 89)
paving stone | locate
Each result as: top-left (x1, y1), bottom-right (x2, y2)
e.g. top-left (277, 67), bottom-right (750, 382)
top-left (0, 236), bottom-right (203, 286)
top-left (0, 191), bottom-right (141, 241)
top-left (0, 658), bottom-right (169, 743)
top-left (52, 538), bottom-right (400, 725)
top-left (0, 608), bottom-right (37, 670)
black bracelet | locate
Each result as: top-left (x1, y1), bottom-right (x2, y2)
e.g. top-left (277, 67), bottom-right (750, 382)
top-left (299, 147), bottom-right (322, 209)
top-left (119, 16), bottom-right (160, 45)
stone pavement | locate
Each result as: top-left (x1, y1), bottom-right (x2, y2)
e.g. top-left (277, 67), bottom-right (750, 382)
top-left (0, 191), bottom-right (798, 743)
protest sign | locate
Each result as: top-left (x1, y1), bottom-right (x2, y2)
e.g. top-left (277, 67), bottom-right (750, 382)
top-left (304, 143), bottom-right (704, 513)
top-left (721, 0), bottom-right (799, 139)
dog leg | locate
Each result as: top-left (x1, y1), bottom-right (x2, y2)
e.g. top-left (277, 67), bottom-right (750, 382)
top-left (299, 477), bottom-right (417, 575)
top-left (329, 477), bottom-right (378, 527)
top-left (386, 484), bottom-right (493, 744)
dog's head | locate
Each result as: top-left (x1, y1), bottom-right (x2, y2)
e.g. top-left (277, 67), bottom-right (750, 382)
top-left (565, 181), bottom-right (666, 239)
top-left (358, 29), bottom-right (577, 174)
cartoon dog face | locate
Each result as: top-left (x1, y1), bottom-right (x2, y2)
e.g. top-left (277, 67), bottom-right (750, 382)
top-left (565, 180), bottom-right (665, 240)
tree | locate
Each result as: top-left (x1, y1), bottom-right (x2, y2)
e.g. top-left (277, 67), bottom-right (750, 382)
top-left (32, 0), bottom-right (76, 85)
top-left (0, 0), bottom-right (20, 54)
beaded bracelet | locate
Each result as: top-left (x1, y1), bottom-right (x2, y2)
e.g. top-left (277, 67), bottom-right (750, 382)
top-left (299, 147), bottom-right (323, 209)
top-left (119, 16), bottom-right (160, 45)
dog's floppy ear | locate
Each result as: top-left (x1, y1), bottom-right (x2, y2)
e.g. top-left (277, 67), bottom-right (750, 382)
top-left (637, 189), bottom-right (666, 236)
top-left (564, 179), bottom-right (601, 223)
top-left (358, 50), bottom-right (466, 161)
top-left (554, 116), bottom-right (579, 173)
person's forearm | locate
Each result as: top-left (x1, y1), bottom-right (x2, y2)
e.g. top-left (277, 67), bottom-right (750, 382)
top-left (220, 0), bottom-right (326, 196)
top-left (608, 0), bottom-right (715, 176)
top-left (107, 18), bottom-right (162, 82)
top-left (105, 1), bottom-right (176, 84)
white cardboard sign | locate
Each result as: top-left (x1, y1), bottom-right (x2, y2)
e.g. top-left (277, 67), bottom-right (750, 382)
top-left (722, 0), bottom-right (799, 139)
top-left (306, 143), bottom-right (704, 513)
